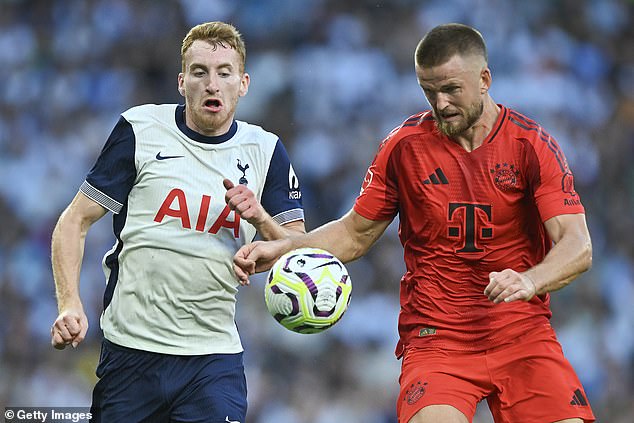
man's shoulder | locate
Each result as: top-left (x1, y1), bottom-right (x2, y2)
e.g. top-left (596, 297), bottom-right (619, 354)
top-left (122, 103), bottom-right (178, 123)
top-left (377, 111), bottom-right (437, 153)
top-left (503, 106), bottom-right (553, 142)
top-left (393, 110), bottom-right (436, 137)
top-left (235, 120), bottom-right (280, 144)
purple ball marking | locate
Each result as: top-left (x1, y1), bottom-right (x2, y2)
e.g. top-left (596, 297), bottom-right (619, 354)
top-left (288, 293), bottom-right (299, 315)
top-left (306, 253), bottom-right (334, 259)
top-left (296, 272), bottom-right (318, 296)
top-left (313, 306), bottom-right (335, 317)
top-left (313, 260), bottom-right (342, 270)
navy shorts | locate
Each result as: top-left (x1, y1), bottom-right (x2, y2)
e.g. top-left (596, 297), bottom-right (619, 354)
top-left (90, 339), bottom-right (247, 423)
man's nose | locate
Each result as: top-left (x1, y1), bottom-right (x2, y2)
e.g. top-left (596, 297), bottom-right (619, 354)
top-left (206, 75), bottom-right (220, 93)
top-left (435, 93), bottom-right (451, 111)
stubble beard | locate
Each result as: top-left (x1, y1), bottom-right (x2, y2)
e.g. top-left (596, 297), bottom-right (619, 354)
top-left (436, 100), bottom-right (484, 138)
top-left (187, 103), bottom-right (233, 136)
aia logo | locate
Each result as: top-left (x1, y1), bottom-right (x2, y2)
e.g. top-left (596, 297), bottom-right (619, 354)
top-left (404, 381), bottom-right (428, 405)
top-left (489, 163), bottom-right (521, 192)
top-left (154, 188), bottom-right (240, 238)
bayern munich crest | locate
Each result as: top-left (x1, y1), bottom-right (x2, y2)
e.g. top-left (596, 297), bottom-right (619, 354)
top-left (404, 381), bottom-right (428, 405)
top-left (490, 163), bottom-right (521, 192)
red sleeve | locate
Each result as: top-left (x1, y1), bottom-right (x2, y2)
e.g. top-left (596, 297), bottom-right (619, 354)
top-left (353, 133), bottom-right (400, 221)
top-left (529, 131), bottom-right (585, 222)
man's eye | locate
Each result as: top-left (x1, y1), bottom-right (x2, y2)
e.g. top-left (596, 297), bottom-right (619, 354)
top-left (219, 72), bottom-right (230, 77)
top-left (193, 71), bottom-right (205, 77)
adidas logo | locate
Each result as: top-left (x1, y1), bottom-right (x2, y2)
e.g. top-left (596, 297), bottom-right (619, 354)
top-left (570, 388), bottom-right (588, 406)
top-left (423, 168), bottom-right (449, 185)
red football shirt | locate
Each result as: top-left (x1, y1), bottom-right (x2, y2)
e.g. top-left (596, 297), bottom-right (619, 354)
top-left (354, 105), bottom-right (585, 355)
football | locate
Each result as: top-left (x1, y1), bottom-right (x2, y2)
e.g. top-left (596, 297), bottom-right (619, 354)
top-left (264, 248), bottom-right (352, 334)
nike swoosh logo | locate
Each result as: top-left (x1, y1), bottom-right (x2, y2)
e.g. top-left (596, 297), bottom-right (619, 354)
top-left (225, 417), bottom-right (240, 423)
top-left (156, 152), bottom-right (184, 160)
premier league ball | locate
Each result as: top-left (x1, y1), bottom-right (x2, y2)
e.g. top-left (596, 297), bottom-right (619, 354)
top-left (264, 248), bottom-right (352, 334)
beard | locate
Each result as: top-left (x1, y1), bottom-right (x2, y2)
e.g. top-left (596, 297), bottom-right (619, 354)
top-left (185, 98), bottom-right (238, 136)
top-left (435, 100), bottom-right (484, 138)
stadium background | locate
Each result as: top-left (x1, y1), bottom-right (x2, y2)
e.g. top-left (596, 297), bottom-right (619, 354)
top-left (0, 0), bottom-right (632, 421)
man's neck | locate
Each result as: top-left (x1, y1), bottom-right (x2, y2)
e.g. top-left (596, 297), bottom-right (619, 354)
top-left (451, 97), bottom-right (500, 152)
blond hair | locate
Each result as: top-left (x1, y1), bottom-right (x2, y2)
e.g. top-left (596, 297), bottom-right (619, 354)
top-left (181, 21), bottom-right (246, 72)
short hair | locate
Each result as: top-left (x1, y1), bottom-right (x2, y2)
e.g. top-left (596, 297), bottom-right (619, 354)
top-left (181, 21), bottom-right (246, 73)
top-left (415, 23), bottom-right (487, 68)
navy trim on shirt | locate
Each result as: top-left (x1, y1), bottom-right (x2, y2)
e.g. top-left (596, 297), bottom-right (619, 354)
top-left (261, 140), bottom-right (303, 218)
top-left (175, 104), bottom-right (238, 144)
top-left (85, 116), bottom-right (137, 206)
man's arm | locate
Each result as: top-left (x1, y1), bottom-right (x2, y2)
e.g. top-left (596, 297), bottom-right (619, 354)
top-left (233, 209), bottom-right (392, 284)
top-left (223, 178), bottom-right (306, 239)
top-left (485, 213), bottom-right (592, 303)
top-left (51, 191), bottom-right (107, 349)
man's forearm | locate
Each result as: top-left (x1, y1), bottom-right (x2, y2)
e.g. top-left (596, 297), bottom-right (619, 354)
top-left (282, 213), bottom-right (387, 264)
top-left (523, 233), bottom-right (592, 295)
top-left (51, 211), bottom-right (87, 311)
top-left (255, 215), bottom-right (306, 241)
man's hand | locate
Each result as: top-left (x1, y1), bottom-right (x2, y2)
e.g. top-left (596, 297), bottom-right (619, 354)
top-left (51, 307), bottom-right (88, 349)
top-left (484, 269), bottom-right (537, 304)
top-left (224, 179), bottom-right (267, 225)
top-left (233, 239), bottom-right (292, 285)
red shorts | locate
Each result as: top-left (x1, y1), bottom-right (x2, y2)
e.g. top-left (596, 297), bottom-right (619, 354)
top-left (397, 324), bottom-right (595, 423)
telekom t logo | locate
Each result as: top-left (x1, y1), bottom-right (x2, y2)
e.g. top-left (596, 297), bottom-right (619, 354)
top-left (447, 202), bottom-right (493, 253)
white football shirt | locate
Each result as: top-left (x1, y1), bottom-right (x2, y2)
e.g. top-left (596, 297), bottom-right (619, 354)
top-left (80, 104), bottom-right (303, 354)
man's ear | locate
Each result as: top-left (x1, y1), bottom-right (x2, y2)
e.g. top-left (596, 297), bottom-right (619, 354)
top-left (480, 67), bottom-right (492, 94)
top-left (239, 72), bottom-right (250, 97)
top-left (178, 73), bottom-right (185, 96)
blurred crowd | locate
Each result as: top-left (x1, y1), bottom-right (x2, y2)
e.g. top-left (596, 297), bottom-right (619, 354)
top-left (0, 0), bottom-right (632, 422)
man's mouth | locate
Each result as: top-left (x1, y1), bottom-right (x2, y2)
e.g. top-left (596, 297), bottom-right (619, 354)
top-left (440, 111), bottom-right (461, 121)
top-left (204, 99), bottom-right (222, 111)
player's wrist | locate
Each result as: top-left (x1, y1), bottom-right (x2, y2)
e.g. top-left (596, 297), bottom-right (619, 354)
top-left (523, 273), bottom-right (538, 297)
top-left (248, 209), bottom-right (271, 227)
top-left (57, 297), bottom-right (84, 314)
top-left (280, 237), bottom-right (297, 253)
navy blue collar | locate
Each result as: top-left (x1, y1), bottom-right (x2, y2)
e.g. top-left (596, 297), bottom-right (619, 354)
top-left (175, 104), bottom-right (237, 144)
